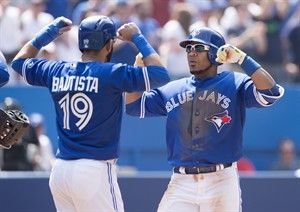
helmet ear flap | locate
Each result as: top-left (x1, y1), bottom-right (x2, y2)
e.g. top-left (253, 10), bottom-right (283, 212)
top-left (208, 47), bottom-right (221, 65)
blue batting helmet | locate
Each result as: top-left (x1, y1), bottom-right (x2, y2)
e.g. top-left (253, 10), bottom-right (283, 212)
top-left (179, 27), bottom-right (225, 65)
top-left (78, 16), bottom-right (117, 51)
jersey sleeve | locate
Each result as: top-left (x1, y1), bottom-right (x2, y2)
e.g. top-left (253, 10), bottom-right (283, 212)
top-left (126, 88), bottom-right (167, 118)
top-left (241, 76), bottom-right (284, 108)
top-left (0, 61), bottom-right (9, 87)
top-left (110, 63), bottom-right (169, 92)
top-left (11, 58), bottom-right (63, 87)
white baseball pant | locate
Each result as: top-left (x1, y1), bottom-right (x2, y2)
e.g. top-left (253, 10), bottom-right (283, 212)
top-left (157, 164), bottom-right (241, 212)
top-left (49, 158), bottom-right (124, 212)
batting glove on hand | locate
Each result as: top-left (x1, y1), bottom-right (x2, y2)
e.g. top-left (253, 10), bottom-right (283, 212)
top-left (216, 44), bottom-right (247, 65)
top-left (32, 16), bottom-right (72, 49)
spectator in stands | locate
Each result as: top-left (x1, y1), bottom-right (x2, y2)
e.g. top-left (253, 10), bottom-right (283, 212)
top-left (160, 2), bottom-right (193, 79)
top-left (0, 0), bottom-right (23, 63)
top-left (30, 113), bottom-right (54, 171)
top-left (225, 1), bottom-right (267, 59)
top-left (237, 157), bottom-right (255, 173)
top-left (283, 2), bottom-right (300, 83)
top-left (54, 26), bottom-right (81, 61)
top-left (271, 138), bottom-right (300, 170)
top-left (189, 0), bottom-right (228, 37)
top-left (21, 0), bottom-right (54, 44)
top-left (133, 0), bottom-right (161, 51)
top-left (72, 0), bottom-right (107, 25)
top-left (0, 97), bottom-right (40, 171)
top-left (252, 0), bottom-right (291, 83)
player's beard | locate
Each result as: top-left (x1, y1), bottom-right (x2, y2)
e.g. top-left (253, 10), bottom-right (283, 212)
top-left (190, 63), bottom-right (212, 75)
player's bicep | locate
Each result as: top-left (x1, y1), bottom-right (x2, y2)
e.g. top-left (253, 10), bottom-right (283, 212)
top-left (126, 89), bottom-right (167, 118)
top-left (12, 58), bottom-right (60, 87)
top-left (111, 64), bottom-right (169, 92)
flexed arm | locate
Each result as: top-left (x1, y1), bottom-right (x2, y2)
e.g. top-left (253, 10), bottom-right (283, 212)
top-left (12, 17), bottom-right (72, 73)
top-left (117, 22), bottom-right (164, 67)
top-left (216, 44), bottom-right (284, 104)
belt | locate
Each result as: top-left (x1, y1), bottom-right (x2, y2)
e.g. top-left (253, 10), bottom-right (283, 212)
top-left (174, 163), bottom-right (232, 174)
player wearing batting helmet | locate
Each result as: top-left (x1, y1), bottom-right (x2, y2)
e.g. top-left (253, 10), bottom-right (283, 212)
top-left (0, 50), bottom-right (9, 87)
top-left (126, 27), bottom-right (284, 211)
top-left (11, 15), bottom-right (169, 211)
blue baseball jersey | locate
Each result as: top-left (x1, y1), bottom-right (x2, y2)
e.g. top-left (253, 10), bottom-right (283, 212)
top-left (0, 53), bottom-right (9, 87)
top-left (12, 58), bottom-right (169, 160)
top-left (126, 71), bottom-right (284, 167)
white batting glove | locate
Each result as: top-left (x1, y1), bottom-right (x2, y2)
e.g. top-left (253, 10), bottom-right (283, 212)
top-left (216, 44), bottom-right (247, 65)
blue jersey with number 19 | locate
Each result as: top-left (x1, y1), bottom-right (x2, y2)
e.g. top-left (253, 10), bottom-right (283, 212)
top-left (12, 58), bottom-right (169, 160)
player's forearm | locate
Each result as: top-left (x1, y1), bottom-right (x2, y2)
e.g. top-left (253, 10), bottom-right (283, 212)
top-left (142, 54), bottom-right (164, 67)
top-left (125, 92), bottom-right (143, 104)
top-left (131, 34), bottom-right (164, 67)
top-left (13, 42), bottom-right (40, 60)
top-left (250, 68), bottom-right (276, 90)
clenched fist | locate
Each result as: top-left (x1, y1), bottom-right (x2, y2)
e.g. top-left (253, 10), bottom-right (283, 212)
top-left (117, 22), bottom-right (141, 41)
top-left (216, 44), bottom-right (247, 65)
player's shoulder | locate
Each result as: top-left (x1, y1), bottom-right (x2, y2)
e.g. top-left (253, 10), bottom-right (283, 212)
top-left (158, 77), bottom-right (190, 92)
top-left (221, 70), bottom-right (249, 81)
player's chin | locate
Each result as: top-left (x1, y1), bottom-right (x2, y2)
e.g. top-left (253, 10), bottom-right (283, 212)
top-left (189, 66), bottom-right (202, 74)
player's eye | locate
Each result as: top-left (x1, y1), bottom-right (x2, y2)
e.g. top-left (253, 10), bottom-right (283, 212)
top-left (185, 44), bottom-right (209, 53)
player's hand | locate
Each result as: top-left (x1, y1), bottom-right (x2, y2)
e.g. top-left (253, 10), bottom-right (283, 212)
top-left (117, 22), bottom-right (141, 41)
top-left (216, 44), bottom-right (247, 65)
top-left (32, 16), bottom-right (72, 49)
top-left (134, 53), bottom-right (144, 67)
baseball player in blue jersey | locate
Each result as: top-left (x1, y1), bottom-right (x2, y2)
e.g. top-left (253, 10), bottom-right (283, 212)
top-left (0, 50), bottom-right (9, 87)
top-left (126, 28), bottom-right (284, 211)
top-left (11, 16), bottom-right (169, 211)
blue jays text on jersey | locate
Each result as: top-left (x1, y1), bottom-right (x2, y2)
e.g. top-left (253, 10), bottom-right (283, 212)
top-left (165, 90), bottom-right (231, 113)
top-left (12, 58), bottom-right (169, 160)
top-left (126, 71), bottom-right (284, 167)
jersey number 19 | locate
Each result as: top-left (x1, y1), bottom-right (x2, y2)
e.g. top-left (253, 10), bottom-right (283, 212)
top-left (59, 93), bottom-right (93, 131)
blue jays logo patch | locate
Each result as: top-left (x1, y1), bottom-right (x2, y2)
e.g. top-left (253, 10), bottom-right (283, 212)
top-left (205, 110), bottom-right (232, 133)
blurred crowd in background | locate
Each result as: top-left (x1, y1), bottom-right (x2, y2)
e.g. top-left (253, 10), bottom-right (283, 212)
top-left (1, 0), bottom-right (300, 172)
top-left (1, 0), bottom-right (300, 83)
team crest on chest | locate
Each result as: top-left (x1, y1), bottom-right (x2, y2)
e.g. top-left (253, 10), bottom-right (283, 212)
top-left (205, 110), bottom-right (232, 133)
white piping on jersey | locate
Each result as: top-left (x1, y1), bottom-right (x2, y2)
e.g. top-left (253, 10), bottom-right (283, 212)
top-left (142, 67), bottom-right (150, 92)
top-left (140, 92), bottom-right (146, 118)
top-left (253, 85), bottom-right (285, 107)
top-left (22, 58), bottom-right (30, 84)
top-left (253, 87), bottom-right (269, 106)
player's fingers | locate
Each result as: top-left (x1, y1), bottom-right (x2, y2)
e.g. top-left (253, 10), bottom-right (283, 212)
top-left (215, 58), bottom-right (223, 63)
top-left (116, 33), bottom-right (124, 41)
top-left (217, 50), bottom-right (227, 61)
top-left (59, 26), bottom-right (72, 34)
top-left (61, 17), bottom-right (72, 26)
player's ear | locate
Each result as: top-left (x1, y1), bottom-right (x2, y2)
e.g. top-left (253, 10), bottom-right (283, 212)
top-left (104, 39), bottom-right (114, 53)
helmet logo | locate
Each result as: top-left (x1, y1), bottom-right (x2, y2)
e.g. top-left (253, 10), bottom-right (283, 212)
top-left (191, 30), bottom-right (199, 37)
top-left (83, 39), bottom-right (89, 48)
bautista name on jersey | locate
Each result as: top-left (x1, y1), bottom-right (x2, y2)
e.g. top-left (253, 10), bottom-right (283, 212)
top-left (11, 58), bottom-right (169, 161)
top-left (52, 76), bottom-right (98, 93)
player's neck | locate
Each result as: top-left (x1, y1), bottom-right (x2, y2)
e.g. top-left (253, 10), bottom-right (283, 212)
top-left (81, 52), bottom-right (106, 63)
top-left (192, 67), bottom-right (218, 80)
